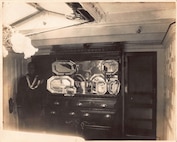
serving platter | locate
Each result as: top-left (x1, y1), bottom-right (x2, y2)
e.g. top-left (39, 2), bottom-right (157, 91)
top-left (101, 60), bottom-right (119, 75)
top-left (52, 60), bottom-right (76, 75)
top-left (47, 76), bottom-right (76, 94)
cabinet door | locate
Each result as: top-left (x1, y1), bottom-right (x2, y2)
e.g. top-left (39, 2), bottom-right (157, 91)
top-left (124, 52), bottom-right (157, 139)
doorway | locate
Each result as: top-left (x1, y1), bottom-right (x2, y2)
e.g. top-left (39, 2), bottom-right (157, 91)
top-left (124, 52), bottom-right (157, 139)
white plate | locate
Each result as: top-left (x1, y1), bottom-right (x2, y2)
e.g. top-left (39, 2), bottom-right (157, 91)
top-left (101, 60), bottom-right (119, 75)
top-left (52, 60), bottom-right (76, 75)
top-left (107, 76), bottom-right (120, 95)
top-left (90, 74), bottom-right (107, 95)
top-left (47, 76), bottom-right (75, 94)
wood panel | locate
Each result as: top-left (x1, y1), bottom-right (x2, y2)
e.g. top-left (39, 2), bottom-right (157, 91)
top-left (3, 53), bottom-right (28, 130)
top-left (32, 33), bottom-right (165, 46)
top-left (124, 52), bottom-right (157, 140)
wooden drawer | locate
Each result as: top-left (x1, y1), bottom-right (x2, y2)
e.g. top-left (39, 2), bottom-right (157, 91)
top-left (73, 98), bottom-right (116, 109)
top-left (92, 100), bottom-right (116, 109)
top-left (82, 125), bottom-right (111, 140)
top-left (63, 110), bottom-right (79, 119)
top-left (80, 110), bottom-right (115, 126)
top-left (46, 97), bottom-right (63, 107)
top-left (45, 107), bottom-right (62, 116)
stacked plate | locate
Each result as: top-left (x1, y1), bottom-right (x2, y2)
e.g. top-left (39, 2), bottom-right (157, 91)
top-left (52, 60), bottom-right (76, 75)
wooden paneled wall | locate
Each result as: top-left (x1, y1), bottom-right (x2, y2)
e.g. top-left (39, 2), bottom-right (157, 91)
top-left (3, 53), bottom-right (29, 130)
top-left (163, 24), bottom-right (176, 140)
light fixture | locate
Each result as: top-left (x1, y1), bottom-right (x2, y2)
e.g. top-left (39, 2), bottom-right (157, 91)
top-left (10, 31), bottom-right (38, 59)
top-left (2, 25), bottom-right (38, 59)
top-left (2, 45), bottom-right (8, 57)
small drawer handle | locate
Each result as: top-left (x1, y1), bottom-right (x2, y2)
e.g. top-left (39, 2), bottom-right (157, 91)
top-left (69, 112), bottom-right (76, 116)
top-left (50, 111), bottom-right (56, 115)
top-left (101, 104), bottom-right (107, 108)
top-left (83, 113), bottom-right (90, 117)
top-left (54, 101), bottom-right (60, 105)
top-left (105, 114), bottom-right (111, 118)
top-left (77, 102), bottom-right (83, 106)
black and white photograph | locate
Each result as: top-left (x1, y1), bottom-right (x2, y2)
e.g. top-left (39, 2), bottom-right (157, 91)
top-left (1, 1), bottom-right (176, 141)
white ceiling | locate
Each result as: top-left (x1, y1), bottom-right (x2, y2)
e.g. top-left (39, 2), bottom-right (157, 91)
top-left (2, 2), bottom-right (176, 48)
top-left (2, 2), bottom-right (38, 25)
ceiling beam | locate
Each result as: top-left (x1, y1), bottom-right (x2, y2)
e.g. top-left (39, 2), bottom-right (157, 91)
top-left (106, 9), bottom-right (175, 24)
top-left (30, 22), bottom-right (170, 40)
top-left (28, 3), bottom-right (45, 11)
top-left (32, 32), bottom-right (164, 47)
top-left (11, 3), bottom-right (45, 27)
top-left (11, 11), bottom-right (42, 27)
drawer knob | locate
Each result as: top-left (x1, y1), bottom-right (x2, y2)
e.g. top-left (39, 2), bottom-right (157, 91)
top-left (101, 104), bottom-right (107, 108)
top-left (69, 112), bottom-right (76, 116)
top-left (50, 111), bottom-right (56, 115)
top-left (54, 101), bottom-right (60, 105)
top-left (77, 102), bottom-right (83, 106)
top-left (105, 114), bottom-right (111, 118)
top-left (83, 113), bottom-right (90, 117)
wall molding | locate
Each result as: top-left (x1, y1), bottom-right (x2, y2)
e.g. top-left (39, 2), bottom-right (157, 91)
top-left (162, 23), bottom-right (176, 46)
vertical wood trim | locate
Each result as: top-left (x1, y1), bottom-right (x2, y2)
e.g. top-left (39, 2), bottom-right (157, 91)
top-left (3, 53), bottom-right (28, 130)
top-left (121, 50), bottom-right (125, 136)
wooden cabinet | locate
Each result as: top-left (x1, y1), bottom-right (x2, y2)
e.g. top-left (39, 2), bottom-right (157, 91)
top-left (32, 44), bottom-right (123, 140)
top-left (30, 46), bottom-right (157, 140)
top-left (43, 95), bottom-right (120, 139)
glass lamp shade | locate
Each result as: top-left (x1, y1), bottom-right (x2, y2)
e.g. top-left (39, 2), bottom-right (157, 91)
top-left (10, 32), bottom-right (38, 59)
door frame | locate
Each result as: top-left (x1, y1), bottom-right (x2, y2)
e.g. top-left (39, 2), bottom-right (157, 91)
top-left (124, 52), bottom-right (157, 139)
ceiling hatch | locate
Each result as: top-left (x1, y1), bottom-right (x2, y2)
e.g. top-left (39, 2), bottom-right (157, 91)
top-left (2, 2), bottom-right (95, 36)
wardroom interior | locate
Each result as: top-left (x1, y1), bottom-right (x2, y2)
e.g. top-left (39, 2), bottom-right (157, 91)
top-left (1, 1), bottom-right (177, 141)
